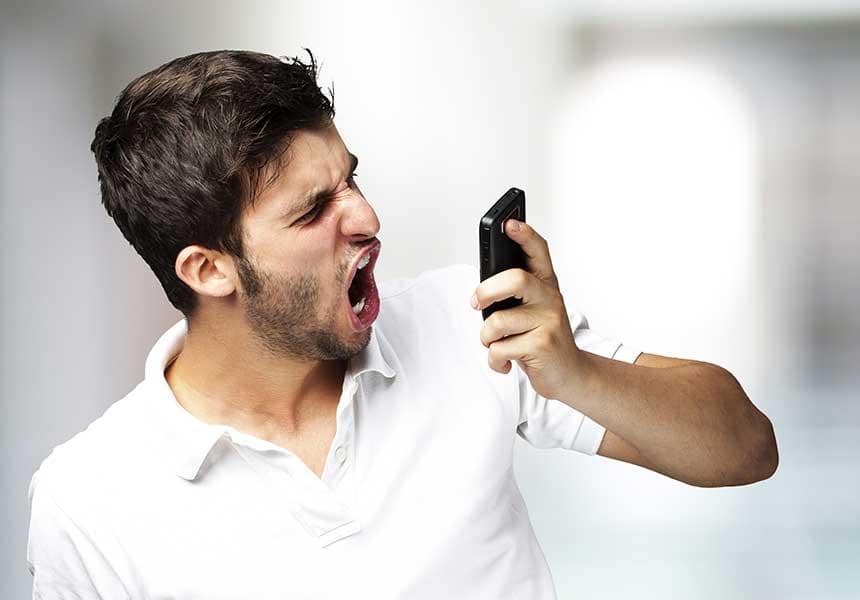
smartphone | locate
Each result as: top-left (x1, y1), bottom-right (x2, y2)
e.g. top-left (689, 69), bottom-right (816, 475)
top-left (479, 187), bottom-right (527, 320)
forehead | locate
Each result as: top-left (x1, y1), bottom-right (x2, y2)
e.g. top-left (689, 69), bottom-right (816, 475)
top-left (248, 124), bottom-right (349, 218)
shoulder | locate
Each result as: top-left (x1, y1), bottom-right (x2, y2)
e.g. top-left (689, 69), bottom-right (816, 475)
top-left (29, 382), bottom-right (153, 508)
top-left (27, 390), bottom-right (150, 598)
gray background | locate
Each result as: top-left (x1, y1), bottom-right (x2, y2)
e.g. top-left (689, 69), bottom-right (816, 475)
top-left (3, 1), bottom-right (858, 598)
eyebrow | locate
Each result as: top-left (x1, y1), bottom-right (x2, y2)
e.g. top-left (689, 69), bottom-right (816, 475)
top-left (289, 152), bottom-right (359, 219)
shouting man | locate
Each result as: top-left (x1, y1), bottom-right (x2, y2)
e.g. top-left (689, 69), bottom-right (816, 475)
top-left (27, 49), bottom-right (778, 599)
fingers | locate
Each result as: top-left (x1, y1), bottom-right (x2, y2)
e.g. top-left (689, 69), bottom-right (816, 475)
top-left (504, 219), bottom-right (557, 285)
top-left (472, 268), bottom-right (536, 312)
top-left (473, 218), bottom-right (566, 377)
top-left (478, 305), bottom-right (539, 348)
top-left (485, 331), bottom-right (532, 374)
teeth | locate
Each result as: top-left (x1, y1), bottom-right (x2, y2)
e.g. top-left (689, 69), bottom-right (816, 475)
top-left (351, 297), bottom-right (366, 314)
top-left (357, 255), bottom-right (370, 270)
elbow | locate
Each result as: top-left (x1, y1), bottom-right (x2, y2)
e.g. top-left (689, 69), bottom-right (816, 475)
top-left (693, 413), bottom-right (778, 488)
top-left (711, 367), bottom-right (779, 486)
top-left (756, 415), bottom-right (780, 481)
top-left (732, 414), bottom-right (779, 486)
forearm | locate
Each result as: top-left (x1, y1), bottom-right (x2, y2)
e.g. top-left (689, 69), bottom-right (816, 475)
top-left (559, 351), bottom-right (777, 486)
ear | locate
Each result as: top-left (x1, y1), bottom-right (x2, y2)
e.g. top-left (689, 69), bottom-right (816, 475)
top-left (174, 245), bottom-right (237, 298)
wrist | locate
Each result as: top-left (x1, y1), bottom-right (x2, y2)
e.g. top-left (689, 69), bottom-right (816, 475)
top-left (560, 347), bottom-right (593, 406)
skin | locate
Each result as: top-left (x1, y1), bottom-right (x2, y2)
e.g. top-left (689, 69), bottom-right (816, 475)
top-left (165, 121), bottom-right (379, 453)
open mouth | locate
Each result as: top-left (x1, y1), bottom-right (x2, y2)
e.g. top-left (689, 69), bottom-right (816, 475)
top-left (344, 240), bottom-right (382, 332)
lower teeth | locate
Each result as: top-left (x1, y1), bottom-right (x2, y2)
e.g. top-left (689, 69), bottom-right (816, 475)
top-left (351, 297), bottom-right (366, 314)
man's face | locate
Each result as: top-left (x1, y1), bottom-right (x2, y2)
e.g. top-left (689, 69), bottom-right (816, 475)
top-left (234, 122), bottom-right (382, 362)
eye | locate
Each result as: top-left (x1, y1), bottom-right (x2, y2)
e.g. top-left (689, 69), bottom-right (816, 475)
top-left (297, 202), bottom-right (324, 224)
top-left (297, 173), bottom-right (359, 225)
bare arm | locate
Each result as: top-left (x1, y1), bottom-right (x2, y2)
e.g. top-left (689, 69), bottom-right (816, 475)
top-left (567, 351), bottom-right (778, 487)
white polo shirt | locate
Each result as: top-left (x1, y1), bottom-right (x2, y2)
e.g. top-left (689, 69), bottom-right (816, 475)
top-left (27, 263), bottom-right (641, 599)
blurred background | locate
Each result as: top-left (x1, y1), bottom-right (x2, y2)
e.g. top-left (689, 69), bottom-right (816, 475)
top-left (2, 0), bottom-right (858, 598)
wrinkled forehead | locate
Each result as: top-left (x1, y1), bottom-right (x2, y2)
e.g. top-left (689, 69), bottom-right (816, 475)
top-left (282, 126), bottom-right (348, 197)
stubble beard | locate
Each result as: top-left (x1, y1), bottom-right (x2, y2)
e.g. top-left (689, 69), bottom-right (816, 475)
top-left (235, 254), bottom-right (371, 362)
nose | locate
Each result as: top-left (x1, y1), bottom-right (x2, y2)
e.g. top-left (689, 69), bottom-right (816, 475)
top-left (340, 189), bottom-right (381, 242)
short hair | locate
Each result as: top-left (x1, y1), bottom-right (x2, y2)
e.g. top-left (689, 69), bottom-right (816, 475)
top-left (90, 49), bottom-right (335, 320)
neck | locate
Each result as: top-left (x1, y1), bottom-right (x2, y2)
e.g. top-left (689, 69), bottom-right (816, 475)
top-left (165, 318), bottom-right (347, 438)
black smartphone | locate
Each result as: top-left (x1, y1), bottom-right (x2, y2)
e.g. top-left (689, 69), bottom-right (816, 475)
top-left (479, 187), bottom-right (527, 320)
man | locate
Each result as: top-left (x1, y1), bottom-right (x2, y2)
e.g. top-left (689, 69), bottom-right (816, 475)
top-left (27, 49), bottom-right (778, 599)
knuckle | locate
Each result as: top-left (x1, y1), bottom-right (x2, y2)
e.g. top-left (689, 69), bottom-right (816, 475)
top-left (538, 329), bottom-right (554, 350)
top-left (479, 325), bottom-right (491, 347)
top-left (490, 310), bottom-right (507, 331)
top-left (515, 269), bottom-right (529, 286)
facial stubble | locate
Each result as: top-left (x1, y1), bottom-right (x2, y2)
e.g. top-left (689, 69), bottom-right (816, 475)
top-left (235, 254), bottom-right (371, 362)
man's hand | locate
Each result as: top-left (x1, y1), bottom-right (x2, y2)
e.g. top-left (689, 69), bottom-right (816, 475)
top-left (470, 219), bottom-right (585, 400)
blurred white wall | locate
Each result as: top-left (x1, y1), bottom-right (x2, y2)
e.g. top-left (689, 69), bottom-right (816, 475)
top-left (3, 1), bottom-right (859, 599)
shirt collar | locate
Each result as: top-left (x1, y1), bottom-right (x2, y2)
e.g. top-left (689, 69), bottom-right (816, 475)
top-left (144, 318), bottom-right (396, 481)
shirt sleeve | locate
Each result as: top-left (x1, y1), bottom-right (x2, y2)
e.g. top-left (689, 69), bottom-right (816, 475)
top-left (515, 305), bottom-right (643, 455)
top-left (442, 262), bottom-right (641, 456)
top-left (27, 471), bottom-right (131, 600)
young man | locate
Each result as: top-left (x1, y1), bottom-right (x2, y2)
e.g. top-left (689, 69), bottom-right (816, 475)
top-left (27, 49), bottom-right (778, 599)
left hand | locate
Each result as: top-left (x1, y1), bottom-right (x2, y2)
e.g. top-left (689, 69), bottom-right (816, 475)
top-left (471, 219), bottom-right (586, 400)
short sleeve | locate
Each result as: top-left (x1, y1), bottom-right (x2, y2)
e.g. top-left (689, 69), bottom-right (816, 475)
top-left (27, 471), bottom-right (130, 600)
top-left (440, 262), bottom-right (641, 456)
top-left (516, 305), bottom-right (642, 455)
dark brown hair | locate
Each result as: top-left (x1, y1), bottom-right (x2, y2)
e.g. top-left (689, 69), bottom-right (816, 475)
top-left (90, 49), bottom-right (335, 320)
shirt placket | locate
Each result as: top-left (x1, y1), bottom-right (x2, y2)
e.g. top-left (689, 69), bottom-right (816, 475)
top-left (230, 375), bottom-right (361, 548)
top-left (322, 376), bottom-right (357, 501)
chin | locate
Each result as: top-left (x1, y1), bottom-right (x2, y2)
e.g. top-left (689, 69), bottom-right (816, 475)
top-left (347, 321), bottom-right (373, 346)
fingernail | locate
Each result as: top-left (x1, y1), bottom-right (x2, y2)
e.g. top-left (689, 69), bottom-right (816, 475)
top-left (509, 219), bottom-right (521, 232)
top-left (470, 293), bottom-right (479, 309)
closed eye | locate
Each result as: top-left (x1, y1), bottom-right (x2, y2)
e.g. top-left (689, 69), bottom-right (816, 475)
top-left (296, 172), bottom-right (359, 225)
top-left (297, 202), bottom-right (324, 223)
